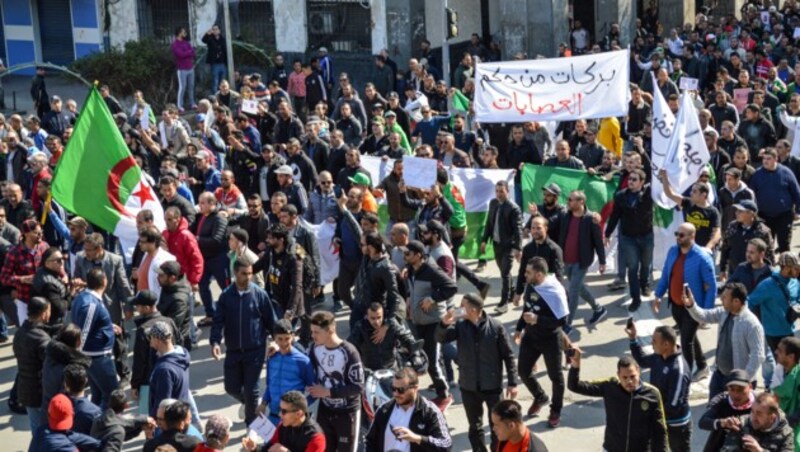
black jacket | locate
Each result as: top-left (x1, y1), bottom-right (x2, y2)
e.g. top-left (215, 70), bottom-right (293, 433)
top-left (201, 33), bottom-right (226, 65)
top-left (436, 313), bottom-right (519, 392)
top-left (605, 185), bottom-right (654, 238)
top-left (365, 395), bottom-right (453, 452)
top-left (348, 317), bottom-right (417, 371)
top-left (90, 408), bottom-right (149, 452)
top-left (32, 267), bottom-right (70, 325)
top-left (481, 199), bottom-right (523, 250)
top-left (162, 194), bottom-right (196, 225)
top-left (232, 211), bottom-right (270, 252)
top-left (304, 71), bottom-right (327, 109)
top-left (719, 219), bottom-right (775, 273)
top-left (41, 338), bottom-right (91, 412)
top-left (131, 312), bottom-right (180, 391)
top-left (516, 283), bottom-right (567, 340)
top-left (515, 238), bottom-right (564, 294)
top-left (353, 255), bottom-right (404, 322)
top-left (699, 391), bottom-right (753, 452)
top-left (191, 210), bottom-right (228, 258)
top-left (568, 368), bottom-right (668, 452)
top-left (142, 429), bottom-right (200, 452)
top-left (553, 210), bottom-right (606, 269)
top-left (1, 144), bottom-right (28, 183)
top-left (288, 152), bottom-right (319, 194)
top-left (12, 320), bottom-right (53, 407)
top-left (254, 243), bottom-right (303, 317)
top-left (303, 138), bottom-right (330, 174)
top-left (273, 115), bottom-right (304, 144)
top-left (157, 279), bottom-right (193, 350)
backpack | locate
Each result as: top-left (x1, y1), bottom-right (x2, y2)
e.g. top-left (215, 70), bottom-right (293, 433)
top-left (295, 244), bottom-right (319, 294)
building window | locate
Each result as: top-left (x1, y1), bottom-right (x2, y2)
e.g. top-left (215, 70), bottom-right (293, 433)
top-left (307, 0), bottom-right (372, 52)
top-left (137, 0), bottom-right (190, 44)
top-left (239, 0), bottom-right (276, 50)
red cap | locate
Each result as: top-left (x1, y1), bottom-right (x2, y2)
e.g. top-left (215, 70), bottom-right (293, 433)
top-left (48, 394), bottom-right (74, 431)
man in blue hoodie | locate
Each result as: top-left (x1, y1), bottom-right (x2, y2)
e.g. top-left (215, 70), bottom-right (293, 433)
top-left (654, 223), bottom-right (717, 382)
top-left (70, 268), bottom-right (118, 409)
top-left (210, 260), bottom-right (277, 426)
top-left (257, 319), bottom-right (315, 425)
top-left (147, 321), bottom-right (191, 419)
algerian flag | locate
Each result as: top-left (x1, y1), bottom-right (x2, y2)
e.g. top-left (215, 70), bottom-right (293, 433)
top-left (361, 156), bottom-right (514, 259)
top-left (650, 73), bottom-right (677, 208)
top-left (52, 87), bottom-right (165, 262)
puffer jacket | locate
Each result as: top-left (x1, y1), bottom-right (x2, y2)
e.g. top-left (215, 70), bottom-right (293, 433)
top-left (32, 268), bottom-right (70, 325)
top-left (41, 339), bottom-right (91, 412)
top-left (353, 255), bottom-right (404, 322)
top-left (12, 320), bottom-right (53, 407)
top-left (162, 217), bottom-right (204, 286)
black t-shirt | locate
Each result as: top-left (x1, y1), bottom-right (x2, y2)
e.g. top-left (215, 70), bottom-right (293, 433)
top-left (681, 198), bottom-right (720, 247)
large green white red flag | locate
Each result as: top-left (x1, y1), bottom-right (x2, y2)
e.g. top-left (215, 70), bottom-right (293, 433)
top-left (52, 87), bottom-right (165, 261)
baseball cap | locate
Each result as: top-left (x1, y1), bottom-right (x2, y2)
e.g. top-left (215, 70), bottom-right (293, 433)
top-left (348, 173), bottom-right (371, 186)
top-left (778, 252), bottom-right (799, 267)
top-left (585, 124), bottom-right (598, 135)
top-left (156, 261), bottom-right (183, 278)
top-left (145, 321), bottom-right (174, 341)
top-left (542, 183), bottom-right (562, 196)
top-left (387, 92), bottom-right (400, 100)
top-left (319, 47), bottom-right (328, 54)
top-left (384, 110), bottom-right (397, 118)
top-left (372, 103), bottom-right (384, 110)
top-left (194, 150), bottom-right (212, 160)
top-left (49, 394), bottom-right (74, 431)
top-left (725, 369), bottom-right (750, 387)
top-left (130, 290), bottom-right (158, 307)
top-left (275, 165), bottom-right (294, 176)
top-left (67, 216), bottom-right (88, 228)
top-left (733, 200), bottom-right (758, 213)
top-left (405, 240), bottom-right (425, 255)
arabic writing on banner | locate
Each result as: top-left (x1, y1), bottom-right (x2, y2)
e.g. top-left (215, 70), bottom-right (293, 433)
top-left (473, 49), bottom-right (630, 123)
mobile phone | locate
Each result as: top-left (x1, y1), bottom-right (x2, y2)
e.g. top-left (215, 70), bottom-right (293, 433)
top-left (453, 307), bottom-right (466, 318)
top-left (683, 283), bottom-right (690, 296)
top-left (390, 424), bottom-right (401, 439)
top-left (626, 317), bottom-right (634, 329)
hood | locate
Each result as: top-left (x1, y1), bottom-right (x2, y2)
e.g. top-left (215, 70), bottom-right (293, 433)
top-left (46, 339), bottom-right (91, 368)
top-left (158, 345), bottom-right (191, 371)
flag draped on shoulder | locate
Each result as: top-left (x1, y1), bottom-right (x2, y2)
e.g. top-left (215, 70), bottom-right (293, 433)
top-left (51, 87), bottom-right (165, 261)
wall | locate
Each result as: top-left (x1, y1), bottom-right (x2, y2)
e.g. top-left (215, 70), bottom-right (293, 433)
top-left (71, 0), bottom-right (101, 58)
top-left (107, 0), bottom-right (138, 48)
top-left (2, 0), bottom-right (36, 71)
top-left (274, 0), bottom-right (307, 52)
top-left (425, 0), bottom-right (480, 47)
top-left (371, 0), bottom-right (387, 54)
top-left (499, 0), bottom-right (528, 59)
top-left (190, 0), bottom-right (217, 46)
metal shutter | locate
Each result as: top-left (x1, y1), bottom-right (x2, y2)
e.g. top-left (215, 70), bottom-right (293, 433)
top-left (37, 0), bottom-right (75, 65)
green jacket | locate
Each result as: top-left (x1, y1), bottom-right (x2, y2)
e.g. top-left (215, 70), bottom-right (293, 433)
top-left (773, 363), bottom-right (800, 451)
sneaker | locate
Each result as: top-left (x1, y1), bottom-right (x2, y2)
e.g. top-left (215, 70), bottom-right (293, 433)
top-left (642, 287), bottom-right (653, 297)
top-left (494, 303), bottom-right (509, 314)
top-left (607, 279), bottom-right (627, 290)
top-left (527, 396), bottom-right (550, 416)
top-left (479, 283), bottom-right (491, 300)
top-left (332, 300), bottom-right (343, 313)
top-left (587, 307), bottom-right (608, 326)
top-left (628, 299), bottom-right (641, 312)
top-left (476, 262), bottom-right (486, 273)
top-left (238, 404), bottom-right (245, 421)
top-left (432, 395), bottom-right (453, 413)
top-left (547, 411), bottom-right (561, 428)
top-left (692, 367), bottom-right (710, 382)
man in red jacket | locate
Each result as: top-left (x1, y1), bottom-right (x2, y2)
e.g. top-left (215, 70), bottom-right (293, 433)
top-left (162, 206), bottom-right (203, 289)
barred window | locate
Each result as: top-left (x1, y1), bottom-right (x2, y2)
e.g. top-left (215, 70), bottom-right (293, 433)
top-left (307, 0), bottom-right (372, 52)
top-left (137, 0), bottom-right (190, 44)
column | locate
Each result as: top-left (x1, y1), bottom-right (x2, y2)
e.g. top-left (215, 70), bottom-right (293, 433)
top-left (595, 0), bottom-right (637, 47)
top-left (107, 0), bottom-right (138, 48)
top-left (659, 0), bottom-right (695, 33)
top-left (371, 0), bottom-right (387, 55)
top-left (526, 0), bottom-right (569, 58)
top-left (274, 0), bottom-right (307, 53)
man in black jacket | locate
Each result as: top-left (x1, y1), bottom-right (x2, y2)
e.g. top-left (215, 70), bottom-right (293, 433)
top-left (156, 261), bottom-right (194, 350)
top-left (130, 290), bottom-right (180, 402)
top-left (604, 169), bottom-right (654, 312)
top-left (142, 400), bottom-right (199, 452)
top-left (348, 302), bottom-right (417, 371)
top-left (232, 194), bottom-right (270, 253)
top-left (719, 201), bottom-right (775, 280)
top-left (551, 190), bottom-right (607, 331)
top-left (351, 231), bottom-right (405, 328)
top-left (480, 181), bottom-right (522, 314)
top-left (568, 353), bottom-right (668, 452)
top-left (514, 216), bottom-right (564, 306)
top-left (12, 296), bottom-right (52, 431)
top-left (255, 223), bottom-right (303, 320)
top-left (193, 192), bottom-right (229, 327)
top-left (514, 258), bottom-right (568, 428)
top-left (159, 176), bottom-right (196, 225)
top-left (364, 367), bottom-right (452, 452)
top-left (201, 25), bottom-right (227, 94)
top-left (698, 369), bottom-right (755, 451)
top-left (437, 293), bottom-right (519, 451)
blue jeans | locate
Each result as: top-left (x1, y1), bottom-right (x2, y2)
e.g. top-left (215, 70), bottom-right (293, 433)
top-left (200, 254), bottom-right (229, 318)
top-left (619, 233), bottom-right (654, 304)
top-left (26, 407), bottom-right (42, 431)
top-left (564, 263), bottom-right (599, 326)
top-left (762, 341), bottom-right (776, 390)
top-left (224, 347), bottom-right (265, 426)
top-left (210, 63), bottom-right (227, 93)
top-left (176, 69), bottom-right (196, 110)
top-left (88, 354), bottom-right (119, 409)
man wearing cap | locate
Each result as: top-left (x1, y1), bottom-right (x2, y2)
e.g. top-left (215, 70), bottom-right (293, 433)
top-left (718, 166), bottom-right (755, 230)
top-left (576, 125), bottom-right (607, 171)
top-left (70, 268), bottom-right (119, 410)
top-left (705, 128), bottom-right (732, 181)
top-left (188, 150), bottom-right (222, 197)
top-left (272, 163), bottom-right (308, 215)
top-left (526, 183), bottom-right (568, 243)
top-left (29, 394), bottom-right (101, 451)
top-left (721, 392), bottom-right (794, 451)
top-left (750, 147), bottom-right (800, 252)
top-left (346, 172), bottom-right (378, 214)
top-left (682, 281), bottom-right (764, 400)
top-left (386, 92), bottom-right (413, 140)
top-left (131, 291), bottom-right (180, 402)
top-left (148, 320), bottom-right (192, 418)
top-left (719, 200), bottom-right (775, 280)
top-left (699, 369), bottom-right (757, 451)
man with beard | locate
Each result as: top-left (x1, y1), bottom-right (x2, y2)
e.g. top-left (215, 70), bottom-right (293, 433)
top-left (350, 231), bottom-right (404, 329)
top-left (285, 137), bottom-right (318, 194)
top-left (303, 118), bottom-right (329, 173)
top-left (256, 144), bottom-right (285, 202)
top-left (374, 132), bottom-right (406, 160)
top-left (514, 217), bottom-right (564, 307)
top-left (525, 183), bottom-right (567, 242)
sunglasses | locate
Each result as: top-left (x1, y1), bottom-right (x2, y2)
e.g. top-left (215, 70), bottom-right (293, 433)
top-left (674, 232), bottom-right (687, 238)
top-left (392, 385), bottom-right (416, 394)
top-left (320, 181), bottom-right (332, 185)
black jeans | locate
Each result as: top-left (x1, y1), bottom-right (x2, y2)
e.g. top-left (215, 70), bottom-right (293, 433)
top-left (518, 332), bottom-right (564, 414)
top-left (668, 423), bottom-right (692, 452)
top-left (461, 389), bottom-right (501, 452)
top-left (317, 405), bottom-right (360, 452)
top-left (337, 259), bottom-right (359, 308)
top-left (223, 347), bottom-right (265, 426)
top-left (453, 234), bottom-right (484, 289)
top-left (415, 323), bottom-right (448, 398)
top-left (762, 210), bottom-right (795, 253)
top-left (493, 242), bottom-right (514, 306)
top-left (113, 328), bottom-right (130, 380)
top-left (671, 304), bottom-right (706, 371)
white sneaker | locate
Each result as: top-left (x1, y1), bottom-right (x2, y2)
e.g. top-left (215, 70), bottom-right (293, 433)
top-left (494, 304), bottom-right (509, 314)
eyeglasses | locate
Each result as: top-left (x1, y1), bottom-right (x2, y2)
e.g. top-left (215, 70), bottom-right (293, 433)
top-left (391, 385), bottom-right (416, 394)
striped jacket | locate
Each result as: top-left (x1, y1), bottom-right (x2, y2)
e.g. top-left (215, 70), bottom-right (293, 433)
top-left (630, 341), bottom-right (692, 426)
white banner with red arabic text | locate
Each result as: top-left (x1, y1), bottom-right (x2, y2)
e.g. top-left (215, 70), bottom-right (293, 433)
top-left (473, 49), bottom-right (630, 123)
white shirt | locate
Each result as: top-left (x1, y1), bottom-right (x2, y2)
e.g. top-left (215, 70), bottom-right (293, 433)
top-left (383, 403), bottom-right (414, 452)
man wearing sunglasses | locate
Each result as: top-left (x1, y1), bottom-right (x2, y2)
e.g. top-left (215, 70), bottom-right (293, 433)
top-left (245, 390), bottom-right (325, 451)
top-left (364, 367), bottom-right (452, 452)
